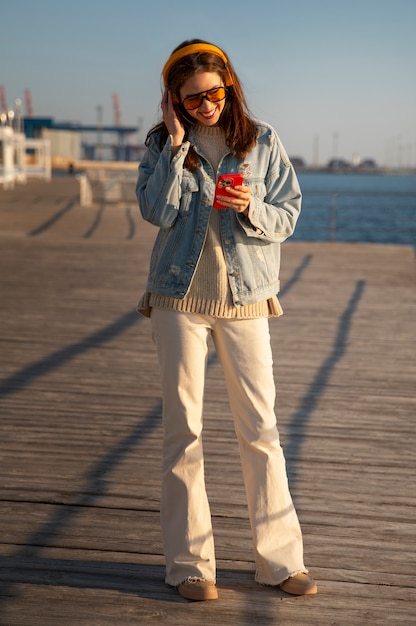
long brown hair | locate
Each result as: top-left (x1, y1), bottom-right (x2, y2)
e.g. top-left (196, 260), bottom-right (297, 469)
top-left (146, 39), bottom-right (258, 171)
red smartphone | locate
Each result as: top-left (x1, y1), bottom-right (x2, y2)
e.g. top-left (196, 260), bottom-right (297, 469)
top-left (213, 174), bottom-right (244, 209)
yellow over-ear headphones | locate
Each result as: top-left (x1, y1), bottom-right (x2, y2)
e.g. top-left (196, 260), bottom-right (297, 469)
top-left (162, 43), bottom-right (234, 87)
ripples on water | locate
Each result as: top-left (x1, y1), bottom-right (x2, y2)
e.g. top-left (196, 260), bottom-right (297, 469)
top-left (294, 173), bottom-right (416, 245)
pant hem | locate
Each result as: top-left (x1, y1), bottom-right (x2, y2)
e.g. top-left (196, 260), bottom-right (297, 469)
top-left (255, 568), bottom-right (308, 587)
top-left (166, 576), bottom-right (217, 587)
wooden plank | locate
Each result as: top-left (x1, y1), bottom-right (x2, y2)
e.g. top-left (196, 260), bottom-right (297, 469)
top-left (0, 178), bottom-right (416, 625)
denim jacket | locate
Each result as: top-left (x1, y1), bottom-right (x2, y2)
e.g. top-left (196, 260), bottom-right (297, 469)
top-left (136, 121), bottom-right (301, 307)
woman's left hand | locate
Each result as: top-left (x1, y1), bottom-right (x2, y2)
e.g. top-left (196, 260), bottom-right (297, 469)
top-left (215, 185), bottom-right (252, 215)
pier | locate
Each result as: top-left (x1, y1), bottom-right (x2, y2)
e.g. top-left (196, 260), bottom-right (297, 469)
top-left (0, 177), bottom-right (415, 625)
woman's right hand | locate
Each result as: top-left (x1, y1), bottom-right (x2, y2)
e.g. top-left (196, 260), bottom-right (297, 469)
top-left (161, 89), bottom-right (185, 148)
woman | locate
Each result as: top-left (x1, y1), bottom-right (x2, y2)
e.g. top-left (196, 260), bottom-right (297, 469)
top-left (136, 39), bottom-right (317, 601)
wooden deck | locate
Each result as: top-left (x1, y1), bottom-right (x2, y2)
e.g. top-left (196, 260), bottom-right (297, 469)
top-left (0, 177), bottom-right (415, 625)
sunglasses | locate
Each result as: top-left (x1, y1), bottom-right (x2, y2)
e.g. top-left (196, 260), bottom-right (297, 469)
top-left (181, 86), bottom-right (227, 110)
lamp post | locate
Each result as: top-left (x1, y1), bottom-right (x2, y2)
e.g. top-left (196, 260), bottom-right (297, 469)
top-left (7, 109), bottom-right (15, 128)
top-left (96, 105), bottom-right (103, 160)
top-left (15, 99), bottom-right (23, 134)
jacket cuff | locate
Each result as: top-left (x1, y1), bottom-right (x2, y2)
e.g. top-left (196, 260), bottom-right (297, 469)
top-left (166, 135), bottom-right (191, 161)
top-left (238, 198), bottom-right (265, 237)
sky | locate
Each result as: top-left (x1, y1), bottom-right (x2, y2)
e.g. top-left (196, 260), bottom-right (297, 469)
top-left (1, 0), bottom-right (415, 166)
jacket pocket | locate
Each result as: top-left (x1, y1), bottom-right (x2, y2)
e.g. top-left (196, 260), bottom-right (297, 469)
top-left (180, 173), bottom-right (199, 214)
top-left (247, 177), bottom-right (267, 201)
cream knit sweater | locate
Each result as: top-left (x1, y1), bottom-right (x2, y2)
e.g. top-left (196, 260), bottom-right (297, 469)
top-left (139, 125), bottom-right (282, 319)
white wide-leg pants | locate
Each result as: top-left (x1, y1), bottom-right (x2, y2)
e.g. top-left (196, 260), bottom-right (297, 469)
top-left (151, 308), bottom-right (307, 586)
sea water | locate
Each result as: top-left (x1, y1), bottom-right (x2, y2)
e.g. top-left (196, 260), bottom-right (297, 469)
top-left (294, 173), bottom-right (416, 246)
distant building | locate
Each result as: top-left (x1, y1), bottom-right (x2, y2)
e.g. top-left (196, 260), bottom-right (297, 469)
top-left (22, 117), bottom-right (143, 167)
top-left (358, 158), bottom-right (378, 171)
top-left (327, 158), bottom-right (352, 171)
top-left (0, 124), bottom-right (51, 188)
top-left (290, 157), bottom-right (306, 170)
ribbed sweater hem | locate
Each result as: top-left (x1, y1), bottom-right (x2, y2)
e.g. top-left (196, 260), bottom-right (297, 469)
top-left (137, 292), bottom-right (283, 319)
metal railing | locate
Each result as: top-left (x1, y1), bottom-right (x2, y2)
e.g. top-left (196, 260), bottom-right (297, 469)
top-left (75, 172), bottom-right (416, 246)
top-left (293, 191), bottom-right (416, 246)
top-left (77, 169), bottom-right (137, 207)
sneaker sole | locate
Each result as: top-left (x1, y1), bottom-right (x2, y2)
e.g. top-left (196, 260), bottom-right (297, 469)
top-left (176, 583), bottom-right (218, 601)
